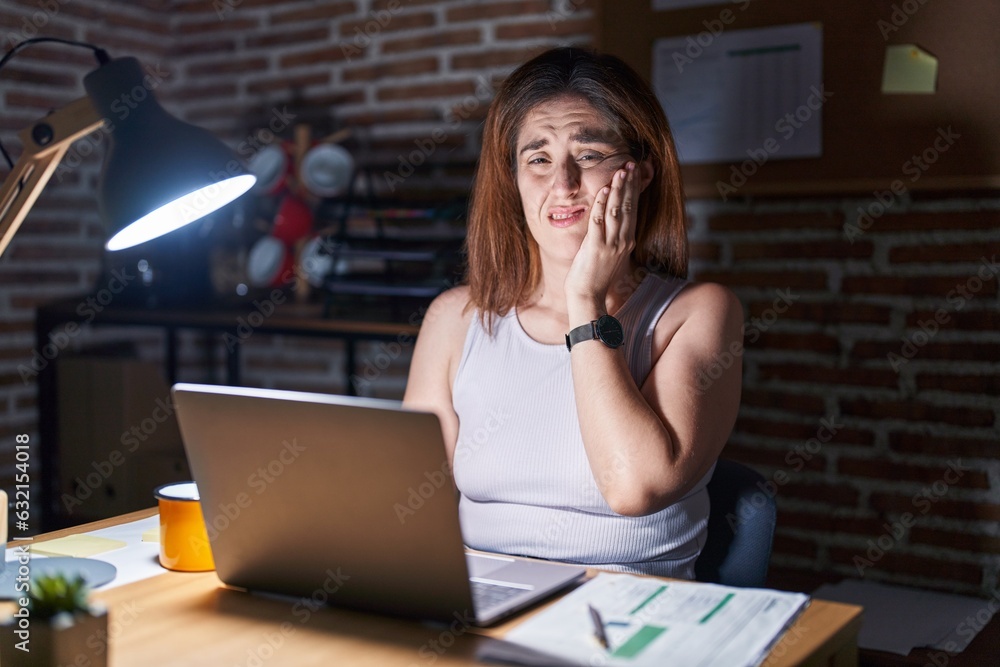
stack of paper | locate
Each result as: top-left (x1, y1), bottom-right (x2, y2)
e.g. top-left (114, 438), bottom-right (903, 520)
top-left (484, 573), bottom-right (809, 667)
top-left (813, 579), bottom-right (996, 656)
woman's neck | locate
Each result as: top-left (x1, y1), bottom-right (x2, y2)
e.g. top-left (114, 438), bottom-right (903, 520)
top-left (524, 258), bottom-right (639, 322)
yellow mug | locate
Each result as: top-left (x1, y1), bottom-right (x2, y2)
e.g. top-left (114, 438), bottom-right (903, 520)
top-left (154, 482), bottom-right (215, 572)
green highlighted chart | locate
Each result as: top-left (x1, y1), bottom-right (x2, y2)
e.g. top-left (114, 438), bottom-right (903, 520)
top-left (503, 573), bottom-right (809, 666)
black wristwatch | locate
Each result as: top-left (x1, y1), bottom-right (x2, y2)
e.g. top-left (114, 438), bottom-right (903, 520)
top-left (565, 315), bottom-right (625, 352)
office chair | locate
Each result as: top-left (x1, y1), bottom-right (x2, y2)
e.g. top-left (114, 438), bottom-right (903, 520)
top-left (694, 458), bottom-right (776, 588)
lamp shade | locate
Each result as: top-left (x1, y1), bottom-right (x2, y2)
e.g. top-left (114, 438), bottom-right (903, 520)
top-left (83, 57), bottom-right (255, 251)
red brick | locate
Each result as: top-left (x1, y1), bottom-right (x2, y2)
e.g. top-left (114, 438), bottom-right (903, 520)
top-left (15, 43), bottom-right (92, 65)
top-left (369, 134), bottom-right (467, 153)
top-left (750, 332), bottom-right (840, 355)
top-left (909, 528), bottom-right (1000, 554)
top-left (2, 66), bottom-right (76, 88)
top-left (245, 26), bottom-right (331, 49)
top-left (757, 363), bottom-right (899, 389)
top-left (870, 494), bottom-right (1000, 522)
top-left (8, 244), bottom-right (100, 261)
top-left (733, 240), bottom-right (873, 261)
top-left (343, 56), bottom-right (438, 82)
top-left (0, 321), bottom-right (33, 334)
top-left (382, 28), bottom-right (481, 54)
top-left (279, 46), bottom-right (352, 68)
top-left (495, 18), bottom-right (592, 39)
top-left (173, 0), bottom-right (277, 10)
top-left (709, 212), bottom-right (844, 231)
top-left (841, 275), bottom-right (998, 297)
top-left (270, 1), bottom-right (357, 25)
top-left (890, 243), bottom-right (999, 264)
top-left (374, 0), bottom-right (457, 8)
top-left (377, 80), bottom-right (477, 102)
top-left (0, 269), bottom-right (79, 285)
top-left (9, 220), bottom-right (84, 236)
top-left (105, 11), bottom-right (169, 34)
top-left (447, 1), bottom-right (551, 22)
top-left (777, 510), bottom-right (886, 536)
top-left (83, 29), bottom-right (170, 60)
top-left (907, 309), bottom-right (1000, 331)
top-left (176, 17), bottom-right (260, 35)
top-left (4, 91), bottom-right (75, 111)
top-left (341, 108), bottom-right (442, 126)
top-left (915, 372), bottom-right (1000, 395)
top-left (301, 90), bottom-right (367, 107)
top-left (859, 211), bottom-right (1000, 232)
top-left (721, 443), bottom-right (825, 471)
top-left (741, 389), bottom-right (826, 415)
top-left (246, 72), bottom-right (329, 95)
top-left (695, 270), bottom-right (827, 291)
top-left (838, 458), bottom-right (989, 489)
top-left (851, 340), bottom-right (1000, 364)
top-left (735, 416), bottom-right (874, 447)
top-left (829, 548), bottom-right (983, 586)
top-left (188, 57), bottom-right (269, 77)
top-left (841, 398), bottom-right (995, 428)
top-left (689, 242), bottom-right (720, 261)
top-left (6, 20), bottom-right (75, 43)
top-left (170, 82), bottom-right (239, 102)
top-left (889, 432), bottom-right (999, 459)
top-left (340, 11), bottom-right (435, 35)
top-left (170, 39), bottom-right (239, 57)
top-left (777, 482), bottom-right (861, 506)
top-left (451, 45), bottom-right (551, 70)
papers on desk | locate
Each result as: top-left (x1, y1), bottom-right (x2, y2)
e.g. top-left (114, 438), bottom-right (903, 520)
top-left (3, 516), bottom-right (164, 591)
top-left (814, 579), bottom-right (997, 656)
top-left (488, 573), bottom-right (808, 667)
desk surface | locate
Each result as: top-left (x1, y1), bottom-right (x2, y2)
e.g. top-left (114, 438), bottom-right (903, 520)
top-left (7, 509), bottom-right (862, 667)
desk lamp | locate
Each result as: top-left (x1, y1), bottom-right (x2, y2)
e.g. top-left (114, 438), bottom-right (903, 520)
top-left (0, 38), bottom-right (256, 259)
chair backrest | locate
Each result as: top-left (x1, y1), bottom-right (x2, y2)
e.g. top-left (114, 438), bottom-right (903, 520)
top-left (694, 458), bottom-right (776, 588)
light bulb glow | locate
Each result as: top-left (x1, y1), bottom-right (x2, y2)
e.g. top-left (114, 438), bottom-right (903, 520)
top-left (105, 174), bottom-right (256, 251)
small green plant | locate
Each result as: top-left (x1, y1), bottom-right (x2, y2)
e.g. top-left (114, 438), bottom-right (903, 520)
top-left (28, 573), bottom-right (93, 620)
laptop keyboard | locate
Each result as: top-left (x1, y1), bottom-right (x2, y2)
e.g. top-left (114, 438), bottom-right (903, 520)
top-left (470, 580), bottom-right (526, 613)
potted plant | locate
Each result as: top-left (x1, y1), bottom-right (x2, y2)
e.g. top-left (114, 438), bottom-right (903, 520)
top-left (1, 572), bottom-right (108, 667)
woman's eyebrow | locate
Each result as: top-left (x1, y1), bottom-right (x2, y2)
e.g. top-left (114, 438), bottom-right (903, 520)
top-left (570, 128), bottom-right (620, 145)
top-left (518, 137), bottom-right (548, 155)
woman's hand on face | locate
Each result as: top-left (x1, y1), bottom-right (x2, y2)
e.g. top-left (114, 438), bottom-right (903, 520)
top-left (564, 160), bottom-right (638, 311)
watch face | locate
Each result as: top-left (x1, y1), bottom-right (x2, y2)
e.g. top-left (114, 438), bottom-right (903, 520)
top-left (596, 315), bottom-right (625, 348)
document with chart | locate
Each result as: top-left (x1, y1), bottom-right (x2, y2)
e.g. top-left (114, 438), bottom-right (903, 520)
top-left (499, 573), bottom-right (810, 667)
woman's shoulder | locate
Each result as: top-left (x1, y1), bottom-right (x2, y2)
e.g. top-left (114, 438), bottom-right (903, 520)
top-left (652, 279), bottom-right (744, 354)
top-left (417, 285), bottom-right (478, 352)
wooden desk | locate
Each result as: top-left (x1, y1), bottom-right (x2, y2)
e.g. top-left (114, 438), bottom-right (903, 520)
top-left (4, 509), bottom-right (862, 666)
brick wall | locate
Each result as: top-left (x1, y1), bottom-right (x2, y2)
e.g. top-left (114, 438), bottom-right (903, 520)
top-left (0, 1), bottom-right (996, 596)
top-left (687, 199), bottom-right (1000, 595)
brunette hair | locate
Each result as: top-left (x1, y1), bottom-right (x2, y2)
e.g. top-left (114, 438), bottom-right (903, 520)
top-left (465, 46), bottom-right (687, 330)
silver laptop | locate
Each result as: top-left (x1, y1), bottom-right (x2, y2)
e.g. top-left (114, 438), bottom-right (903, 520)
top-left (170, 383), bottom-right (586, 625)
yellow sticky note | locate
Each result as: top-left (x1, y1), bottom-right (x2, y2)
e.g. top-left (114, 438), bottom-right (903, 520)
top-left (141, 527), bottom-right (160, 543)
top-left (882, 44), bottom-right (938, 94)
top-left (32, 535), bottom-right (127, 558)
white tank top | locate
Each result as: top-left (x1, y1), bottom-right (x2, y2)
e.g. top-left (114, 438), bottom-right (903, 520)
top-left (452, 273), bottom-right (714, 579)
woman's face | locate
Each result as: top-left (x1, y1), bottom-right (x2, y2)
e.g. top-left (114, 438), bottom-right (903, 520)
top-left (514, 95), bottom-right (633, 265)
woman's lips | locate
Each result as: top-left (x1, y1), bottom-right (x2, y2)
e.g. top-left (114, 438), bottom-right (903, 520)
top-left (548, 206), bottom-right (587, 228)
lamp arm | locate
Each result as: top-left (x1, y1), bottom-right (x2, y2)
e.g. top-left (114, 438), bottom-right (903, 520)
top-left (0, 96), bottom-right (104, 258)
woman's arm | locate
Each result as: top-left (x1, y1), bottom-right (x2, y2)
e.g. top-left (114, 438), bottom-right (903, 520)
top-left (402, 286), bottom-right (472, 466)
top-left (566, 161), bottom-right (743, 516)
top-left (569, 281), bottom-right (743, 516)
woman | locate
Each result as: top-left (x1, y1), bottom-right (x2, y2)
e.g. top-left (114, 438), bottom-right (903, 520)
top-left (404, 47), bottom-right (743, 578)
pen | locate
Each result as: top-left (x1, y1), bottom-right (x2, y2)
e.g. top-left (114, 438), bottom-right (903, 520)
top-left (588, 604), bottom-right (610, 650)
